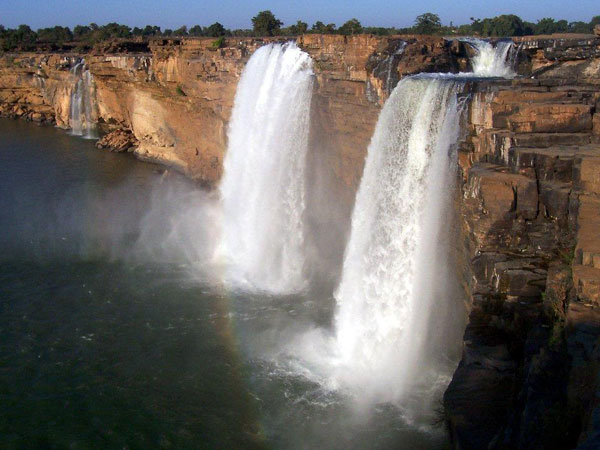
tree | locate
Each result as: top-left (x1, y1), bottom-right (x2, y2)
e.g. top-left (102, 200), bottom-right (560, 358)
top-left (535, 17), bottom-right (567, 35)
top-left (285, 20), bottom-right (308, 35)
top-left (101, 22), bottom-right (132, 38)
top-left (569, 21), bottom-right (592, 33)
top-left (522, 21), bottom-right (536, 35)
top-left (173, 25), bottom-right (188, 36)
top-left (37, 26), bottom-right (73, 44)
top-left (142, 25), bottom-right (161, 37)
top-left (479, 15), bottom-right (525, 37)
top-left (206, 22), bottom-right (227, 37)
top-left (252, 10), bottom-right (283, 36)
top-left (339, 18), bottom-right (362, 35)
top-left (363, 26), bottom-right (394, 36)
top-left (311, 21), bottom-right (336, 34)
top-left (7, 25), bottom-right (38, 50)
top-left (414, 13), bottom-right (442, 34)
top-left (73, 25), bottom-right (91, 40)
top-left (189, 25), bottom-right (204, 36)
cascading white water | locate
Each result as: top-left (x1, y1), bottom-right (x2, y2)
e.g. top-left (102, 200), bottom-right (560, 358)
top-left (331, 75), bottom-right (464, 404)
top-left (382, 42), bottom-right (407, 94)
top-left (217, 43), bottom-right (314, 294)
top-left (460, 38), bottom-right (516, 77)
top-left (317, 37), bottom-right (519, 408)
top-left (69, 60), bottom-right (97, 138)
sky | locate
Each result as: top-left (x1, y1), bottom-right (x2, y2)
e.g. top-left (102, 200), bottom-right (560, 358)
top-left (1, 0), bottom-right (598, 30)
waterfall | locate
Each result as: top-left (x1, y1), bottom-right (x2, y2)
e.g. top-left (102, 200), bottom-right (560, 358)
top-left (330, 75), bottom-right (464, 404)
top-left (375, 41), bottom-right (408, 95)
top-left (69, 60), bottom-right (97, 138)
top-left (314, 37), bottom-right (518, 408)
top-left (217, 43), bottom-right (314, 294)
top-left (460, 38), bottom-right (516, 77)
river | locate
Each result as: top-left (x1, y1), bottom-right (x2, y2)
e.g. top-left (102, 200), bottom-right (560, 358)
top-left (0, 118), bottom-right (449, 449)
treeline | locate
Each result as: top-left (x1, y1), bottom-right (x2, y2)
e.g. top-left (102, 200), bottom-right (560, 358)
top-left (1, 10), bottom-right (599, 52)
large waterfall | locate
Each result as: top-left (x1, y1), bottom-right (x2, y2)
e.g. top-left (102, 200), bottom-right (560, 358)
top-left (316, 39), bottom-right (517, 406)
top-left (217, 43), bottom-right (314, 294)
top-left (69, 60), bottom-right (97, 138)
top-left (330, 76), bottom-right (464, 404)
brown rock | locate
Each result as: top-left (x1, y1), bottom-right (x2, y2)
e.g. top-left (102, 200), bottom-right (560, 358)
top-left (506, 104), bottom-right (593, 133)
top-left (573, 265), bottom-right (600, 305)
top-left (95, 129), bottom-right (138, 152)
top-left (578, 157), bottom-right (600, 194)
top-left (575, 195), bottom-right (600, 269)
top-left (468, 164), bottom-right (538, 221)
top-left (539, 181), bottom-right (570, 224)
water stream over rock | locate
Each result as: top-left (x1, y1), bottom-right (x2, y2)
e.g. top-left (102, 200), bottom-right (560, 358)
top-left (217, 43), bottom-right (314, 294)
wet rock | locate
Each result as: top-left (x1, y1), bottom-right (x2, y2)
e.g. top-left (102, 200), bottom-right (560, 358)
top-left (95, 129), bottom-right (138, 152)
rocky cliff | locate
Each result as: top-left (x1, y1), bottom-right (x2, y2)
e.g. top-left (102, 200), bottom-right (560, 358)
top-left (445, 36), bottom-right (600, 449)
top-left (0, 34), bottom-right (460, 188)
top-left (1, 33), bottom-right (600, 449)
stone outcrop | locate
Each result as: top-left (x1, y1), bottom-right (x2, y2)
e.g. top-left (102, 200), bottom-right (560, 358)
top-left (0, 35), bottom-right (463, 190)
top-left (445, 54), bottom-right (600, 448)
top-left (95, 128), bottom-right (138, 152)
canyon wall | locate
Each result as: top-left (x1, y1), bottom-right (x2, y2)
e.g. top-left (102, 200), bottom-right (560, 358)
top-left (445, 37), bottom-right (600, 449)
top-left (0, 34), bottom-right (460, 189)
top-left (1, 33), bottom-right (600, 449)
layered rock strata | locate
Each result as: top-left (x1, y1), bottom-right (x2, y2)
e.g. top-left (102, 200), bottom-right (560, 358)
top-left (445, 52), bottom-right (600, 449)
top-left (0, 35), bottom-right (461, 189)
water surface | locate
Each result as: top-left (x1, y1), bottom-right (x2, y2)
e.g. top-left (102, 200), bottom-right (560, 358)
top-left (0, 119), bottom-right (450, 449)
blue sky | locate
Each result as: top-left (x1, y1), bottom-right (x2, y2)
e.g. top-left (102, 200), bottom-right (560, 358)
top-left (1, 0), bottom-right (598, 30)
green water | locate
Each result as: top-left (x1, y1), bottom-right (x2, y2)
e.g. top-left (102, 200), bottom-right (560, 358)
top-left (0, 119), bottom-right (449, 449)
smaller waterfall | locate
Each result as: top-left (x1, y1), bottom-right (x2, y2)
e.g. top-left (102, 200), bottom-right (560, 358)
top-left (460, 38), bottom-right (516, 77)
top-left (69, 60), bottom-right (97, 138)
top-left (377, 41), bottom-right (408, 95)
top-left (217, 43), bottom-right (314, 294)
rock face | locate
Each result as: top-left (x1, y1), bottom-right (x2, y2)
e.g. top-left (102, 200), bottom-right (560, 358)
top-left (0, 35), bottom-right (462, 190)
top-left (445, 49), bottom-right (600, 448)
top-left (95, 128), bottom-right (138, 152)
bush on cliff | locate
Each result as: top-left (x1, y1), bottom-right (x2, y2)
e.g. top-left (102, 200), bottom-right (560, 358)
top-left (211, 37), bottom-right (225, 49)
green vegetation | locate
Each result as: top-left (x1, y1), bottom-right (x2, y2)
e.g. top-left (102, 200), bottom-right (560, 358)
top-left (1, 12), bottom-right (599, 52)
top-left (414, 13), bottom-right (442, 34)
top-left (211, 36), bottom-right (226, 49)
top-left (175, 85), bottom-right (186, 96)
top-left (338, 19), bottom-right (363, 35)
top-left (251, 10), bottom-right (283, 36)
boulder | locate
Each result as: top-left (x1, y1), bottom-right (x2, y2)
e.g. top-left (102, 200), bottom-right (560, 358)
top-left (95, 129), bottom-right (138, 153)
